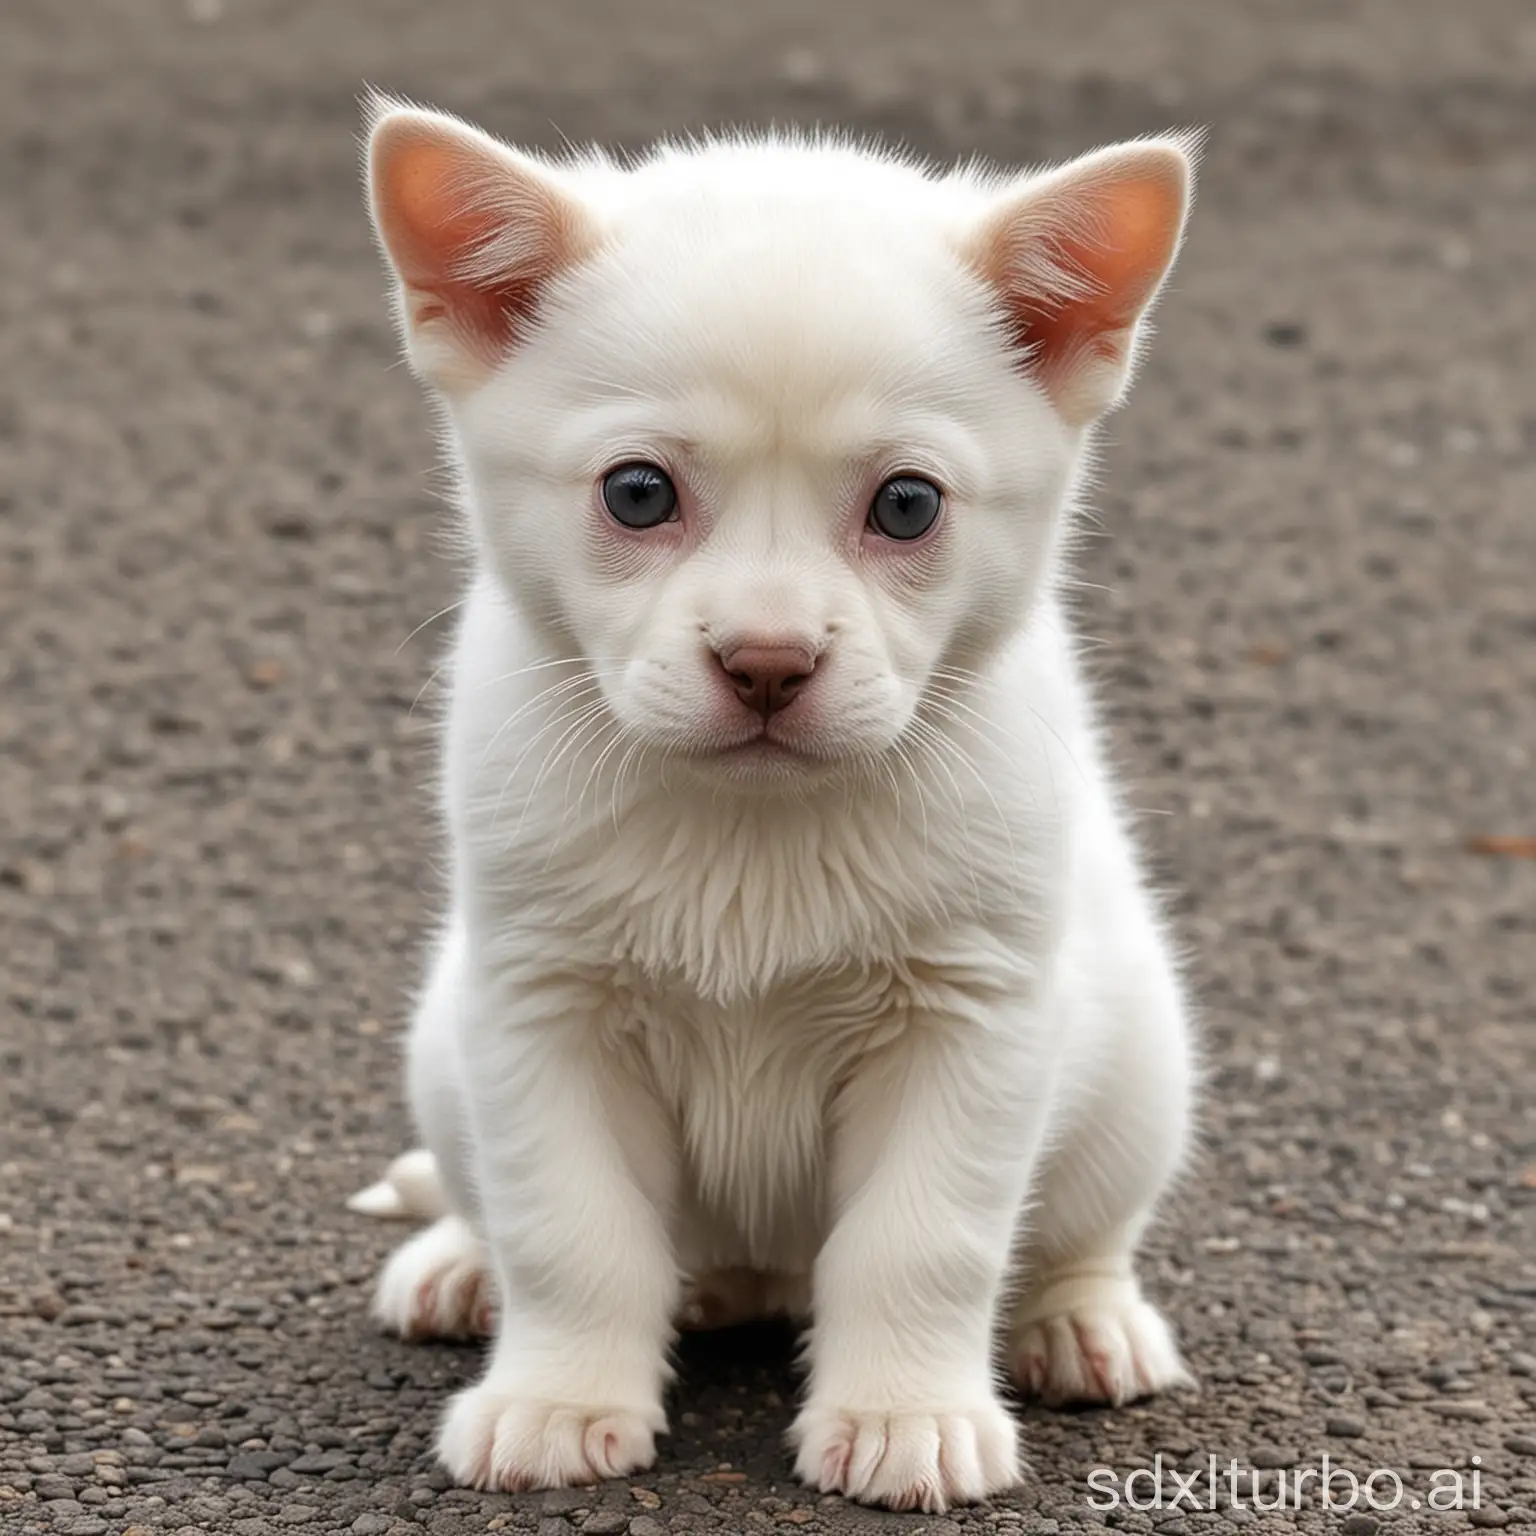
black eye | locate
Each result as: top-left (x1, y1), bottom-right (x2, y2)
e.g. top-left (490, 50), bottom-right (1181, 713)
top-left (868, 476), bottom-right (942, 542)
top-left (602, 462), bottom-right (678, 529)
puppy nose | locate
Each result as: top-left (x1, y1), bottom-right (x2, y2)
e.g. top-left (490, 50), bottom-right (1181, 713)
top-left (717, 643), bottom-right (817, 717)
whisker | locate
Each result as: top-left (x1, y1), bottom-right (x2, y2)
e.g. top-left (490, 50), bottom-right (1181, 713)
top-left (394, 599), bottom-right (466, 656)
top-left (570, 719), bottom-right (632, 830)
top-left (490, 695), bottom-right (611, 830)
top-left (475, 656), bottom-right (622, 692)
top-left (904, 714), bottom-right (1015, 897)
top-left (407, 662), bottom-right (449, 719)
top-left (609, 737), bottom-right (648, 834)
top-left (912, 699), bottom-right (1028, 860)
top-left (538, 716), bottom-right (625, 862)
top-left (522, 705), bottom-right (617, 821)
top-left (478, 674), bottom-right (607, 766)
top-left (888, 736), bottom-right (929, 854)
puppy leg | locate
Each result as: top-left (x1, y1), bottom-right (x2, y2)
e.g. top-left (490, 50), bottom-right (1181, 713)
top-left (433, 963), bottom-right (680, 1493)
top-left (1009, 966), bottom-right (1195, 1405)
top-left (793, 1009), bottom-right (1043, 1512)
top-left (364, 926), bottom-right (496, 1339)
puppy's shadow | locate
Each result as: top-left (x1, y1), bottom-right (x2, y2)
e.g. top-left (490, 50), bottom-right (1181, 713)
top-left (669, 1319), bottom-right (804, 1478)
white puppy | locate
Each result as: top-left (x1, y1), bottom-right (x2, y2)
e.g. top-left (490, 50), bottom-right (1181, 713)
top-left (351, 97), bottom-right (1199, 1512)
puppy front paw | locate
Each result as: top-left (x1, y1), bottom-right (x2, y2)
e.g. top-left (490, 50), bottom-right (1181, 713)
top-left (438, 1382), bottom-right (664, 1491)
top-left (1010, 1275), bottom-right (1193, 1406)
top-left (373, 1215), bottom-right (494, 1341)
top-left (791, 1398), bottom-right (1019, 1511)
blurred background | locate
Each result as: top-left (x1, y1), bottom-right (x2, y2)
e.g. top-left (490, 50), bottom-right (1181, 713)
top-left (2, 2), bottom-right (1534, 1533)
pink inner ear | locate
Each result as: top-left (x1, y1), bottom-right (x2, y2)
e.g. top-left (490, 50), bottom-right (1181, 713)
top-left (372, 125), bottom-right (565, 359)
top-left (986, 165), bottom-right (1187, 389)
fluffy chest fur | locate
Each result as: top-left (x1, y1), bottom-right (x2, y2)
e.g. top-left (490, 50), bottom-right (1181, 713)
top-left (630, 967), bottom-right (904, 1267)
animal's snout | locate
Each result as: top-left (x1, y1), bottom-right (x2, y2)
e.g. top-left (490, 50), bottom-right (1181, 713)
top-left (715, 642), bottom-right (818, 717)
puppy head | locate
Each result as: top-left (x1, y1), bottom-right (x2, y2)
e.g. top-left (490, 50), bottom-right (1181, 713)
top-left (367, 102), bottom-right (1196, 789)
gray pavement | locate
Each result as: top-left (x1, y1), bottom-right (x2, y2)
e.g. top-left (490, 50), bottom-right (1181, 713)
top-left (2, 2), bottom-right (1534, 1532)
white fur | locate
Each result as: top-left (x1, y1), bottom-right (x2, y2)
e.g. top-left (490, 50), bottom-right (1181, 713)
top-left (354, 105), bottom-right (1199, 1512)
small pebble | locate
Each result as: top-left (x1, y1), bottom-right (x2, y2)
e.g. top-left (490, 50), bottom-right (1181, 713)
top-left (246, 658), bottom-right (285, 690)
top-left (1250, 1446), bottom-right (1297, 1470)
top-left (581, 1514), bottom-right (629, 1535)
top-left (31, 1292), bottom-right (66, 1321)
top-left (1467, 1509), bottom-right (1510, 1530)
top-left (59, 1304), bottom-right (110, 1326)
top-left (1264, 320), bottom-right (1307, 348)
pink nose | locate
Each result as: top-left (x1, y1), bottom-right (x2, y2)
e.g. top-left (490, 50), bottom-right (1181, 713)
top-left (717, 643), bottom-right (817, 717)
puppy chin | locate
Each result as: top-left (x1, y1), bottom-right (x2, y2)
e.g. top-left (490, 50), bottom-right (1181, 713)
top-left (673, 737), bottom-right (834, 792)
top-left (651, 714), bottom-right (864, 792)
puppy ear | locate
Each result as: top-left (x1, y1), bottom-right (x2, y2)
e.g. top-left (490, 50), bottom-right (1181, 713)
top-left (364, 98), bottom-right (599, 392)
top-left (965, 134), bottom-right (1198, 426)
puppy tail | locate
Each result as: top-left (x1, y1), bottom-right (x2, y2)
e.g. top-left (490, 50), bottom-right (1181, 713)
top-left (346, 1148), bottom-right (447, 1221)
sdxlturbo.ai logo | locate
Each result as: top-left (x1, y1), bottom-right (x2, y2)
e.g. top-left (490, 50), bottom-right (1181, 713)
top-left (1087, 1454), bottom-right (1485, 1515)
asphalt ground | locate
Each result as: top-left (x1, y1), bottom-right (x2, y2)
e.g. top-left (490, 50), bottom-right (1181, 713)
top-left (2, 2), bottom-right (1534, 1533)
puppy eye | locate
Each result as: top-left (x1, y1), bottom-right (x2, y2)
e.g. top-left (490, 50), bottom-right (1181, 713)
top-left (868, 475), bottom-right (942, 542)
top-left (602, 462), bottom-right (678, 529)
